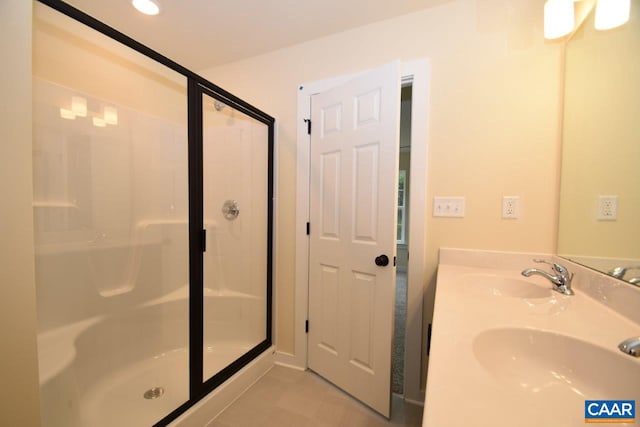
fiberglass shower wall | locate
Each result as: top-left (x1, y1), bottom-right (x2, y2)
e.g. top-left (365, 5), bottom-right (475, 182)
top-left (32, 2), bottom-right (273, 426)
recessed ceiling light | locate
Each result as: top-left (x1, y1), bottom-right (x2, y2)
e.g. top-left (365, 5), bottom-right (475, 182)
top-left (132, 0), bottom-right (160, 16)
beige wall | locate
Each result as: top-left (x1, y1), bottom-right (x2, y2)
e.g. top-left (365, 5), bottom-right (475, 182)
top-left (201, 0), bottom-right (563, 358)
top-left (0, 1), bottom-right (42, 425)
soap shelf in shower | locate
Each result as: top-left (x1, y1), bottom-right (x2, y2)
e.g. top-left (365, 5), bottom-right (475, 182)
top-left (33, 201), bottom-right (79, 209)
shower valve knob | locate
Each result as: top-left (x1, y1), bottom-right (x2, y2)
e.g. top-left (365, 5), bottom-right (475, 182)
top-left (222, 200), bottom-right (240, 220)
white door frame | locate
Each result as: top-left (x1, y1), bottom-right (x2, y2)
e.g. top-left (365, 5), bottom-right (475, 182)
top-left (284, 59), bottom-right (429, 404)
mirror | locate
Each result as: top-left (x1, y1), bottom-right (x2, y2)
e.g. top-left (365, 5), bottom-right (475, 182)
top-left (557, 3), bottom-right (640, 285)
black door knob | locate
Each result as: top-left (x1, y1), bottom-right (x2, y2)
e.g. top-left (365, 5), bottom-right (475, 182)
top-left (375, 255), bottom-right (389, 266)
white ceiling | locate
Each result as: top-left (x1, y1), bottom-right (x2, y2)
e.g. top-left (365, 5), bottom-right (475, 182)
top-left (65, 0), bottom-right (450, 71)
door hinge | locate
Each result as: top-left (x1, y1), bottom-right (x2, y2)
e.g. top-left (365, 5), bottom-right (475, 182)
top-left (427, 323), bottom-right (433, 356)
top-left (305, 320), bottom-right (309, 333)
top-left (304, 118), bottom-right (311, 135)
top-left (306, 222), bottom-right (310, 235)
top-left (201, 229), bottom-right (207, 252)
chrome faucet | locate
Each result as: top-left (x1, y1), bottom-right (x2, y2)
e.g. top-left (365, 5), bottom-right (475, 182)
top-left (628, 277), bottom-right (640, 285)
top-left (521, 259), bottom-right (574, 296)
top-left (618, 337), bottom-right (640, 357)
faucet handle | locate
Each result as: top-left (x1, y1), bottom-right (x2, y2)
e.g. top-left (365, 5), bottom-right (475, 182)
top-left (551, 262), bottom-right (569, 275)
top-left (533, 259), bottom-right (573, 281)
top-left (552, 262), bottom-right (572, 280)
top-left (533, 259), bottom-right (558, 270)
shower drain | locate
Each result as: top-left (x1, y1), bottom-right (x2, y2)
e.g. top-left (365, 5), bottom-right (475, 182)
top-left (143, 387), bottom-right (165, 400)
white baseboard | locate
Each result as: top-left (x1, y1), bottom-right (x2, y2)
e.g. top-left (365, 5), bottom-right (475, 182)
top-left (273, 350), bottom-right (306, 370)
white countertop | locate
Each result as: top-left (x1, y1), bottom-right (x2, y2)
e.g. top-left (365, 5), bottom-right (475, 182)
top-left (423, 249), bottom-right (640, 427)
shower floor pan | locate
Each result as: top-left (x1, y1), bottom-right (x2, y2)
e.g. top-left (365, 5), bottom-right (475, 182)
top-left (77, 344), bottom-right (252, 427)
top-left (38, 291), bottom-right (263, 427)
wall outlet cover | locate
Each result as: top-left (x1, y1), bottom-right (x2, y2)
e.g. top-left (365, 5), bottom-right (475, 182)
top-left (502, 196), bottom-right (520, 219)
top-left (597, 195), bottom-right (618, 221)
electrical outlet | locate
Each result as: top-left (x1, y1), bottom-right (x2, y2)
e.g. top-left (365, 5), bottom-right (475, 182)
top-left (597, 195), bottom-right (618, 221)
top-left (502, 196), bottom-right (520, 219)
top-left (433, 197), bottom-right (465, 218)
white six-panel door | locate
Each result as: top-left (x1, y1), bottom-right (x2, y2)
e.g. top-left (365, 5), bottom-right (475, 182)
top-left (308, 61), bottom-right (400, 418)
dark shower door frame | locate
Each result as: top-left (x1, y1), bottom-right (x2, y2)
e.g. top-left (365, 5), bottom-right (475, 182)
top-left (186, 81), bottom-right (274, 410)
top-left (35, 2), bottom-right (274, 426)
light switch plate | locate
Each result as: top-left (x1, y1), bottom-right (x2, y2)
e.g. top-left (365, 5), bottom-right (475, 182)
top-left (433, 197), bottom-right (465, 218)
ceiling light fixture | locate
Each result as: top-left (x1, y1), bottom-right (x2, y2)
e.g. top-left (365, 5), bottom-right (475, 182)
top-left (132, 0), bottom-right (161, 16)
top-left (544, 0), bottom-right (575, 39)
top-left (595, 0), bottom-right (631, 30)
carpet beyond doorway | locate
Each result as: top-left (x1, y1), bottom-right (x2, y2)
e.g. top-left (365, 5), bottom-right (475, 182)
top-left (392, 271), bottom-right (407, 394)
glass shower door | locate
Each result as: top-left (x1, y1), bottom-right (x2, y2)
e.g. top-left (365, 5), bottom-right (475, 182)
top-left (201, 93), bottom-right (270, 382)
top-left (33, 2), bottom-right (274, 425)
top-left (33, 4), bottom-right (189, 426)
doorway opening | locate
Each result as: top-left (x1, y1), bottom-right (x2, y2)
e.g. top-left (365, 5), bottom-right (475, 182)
top-left (393, 85), bottom-right (412, 396)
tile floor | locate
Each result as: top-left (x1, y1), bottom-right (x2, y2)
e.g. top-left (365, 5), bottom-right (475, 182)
top-left (210, 366), bottom-right (423, 427)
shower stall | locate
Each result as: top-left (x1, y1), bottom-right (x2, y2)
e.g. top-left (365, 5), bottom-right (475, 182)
top-left (32, 2), bottom-right (273, 426)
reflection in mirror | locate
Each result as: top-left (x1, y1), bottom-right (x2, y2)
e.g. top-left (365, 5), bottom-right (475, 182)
top-left (558, 3), bottom-right (639, 286)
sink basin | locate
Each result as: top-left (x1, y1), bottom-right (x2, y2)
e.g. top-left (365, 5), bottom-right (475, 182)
top-left (473, 327), bottom-right (640, 399)
top-left (461, 273), bottom-right (551, 299)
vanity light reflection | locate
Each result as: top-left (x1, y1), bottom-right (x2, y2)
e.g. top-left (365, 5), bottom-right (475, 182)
top-left (104, 106), bottom-right (118, 125)
top-left (59, 108), bottom-right (76, 120)
top-left (59, 96), bottom-right (119, 128)
top-left (71, 96), bottom-right (87, 117)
